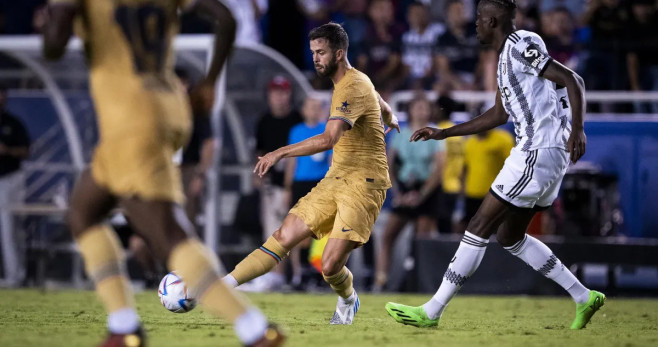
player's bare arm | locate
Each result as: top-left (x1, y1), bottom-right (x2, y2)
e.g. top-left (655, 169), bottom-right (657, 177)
top-left (378, 94), bottom-right (400, 134)
top-left (254, 120), bottom-right (349, 177)
top-left (42, 3), bottom-right (77, 60)
top-left (191, 0), bottom-right (236, 84)
top-left (410, 90), bottom-right (509, 142)
top-left (541, 60), bottom-right (587, 163)
top-left (187, 0), bottom-right (237, 113)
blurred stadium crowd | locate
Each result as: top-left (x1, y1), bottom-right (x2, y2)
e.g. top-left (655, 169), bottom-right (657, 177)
top-left (4, 0), bottom-right (658, 96)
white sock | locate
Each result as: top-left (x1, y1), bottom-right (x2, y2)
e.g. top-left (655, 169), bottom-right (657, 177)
top-left (222, 275), bottom-right (238, 288)
top-left (234, 308), bottom-right (268, 345)
top-left (107, 308), bottom-right (140, 334)
top-left (338, 290), bottom-right (356, 305)
top-left (505, 234), bottom-right (590, 304)
top-left (423, 231), bottom-right (489, 320)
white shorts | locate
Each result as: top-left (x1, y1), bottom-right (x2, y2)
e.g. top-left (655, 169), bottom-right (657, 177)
top-left (490, 147), bottom-right (569, 210)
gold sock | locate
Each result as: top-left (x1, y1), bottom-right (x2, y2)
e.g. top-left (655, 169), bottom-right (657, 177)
top-left (323, 266), bottom-right (354, 299)
top-left (168, 239), bottom-right (250, 321)
top-left (76, 225), bottom-right (134, 313)
top-left (230, 236), bottom-right (290, 285)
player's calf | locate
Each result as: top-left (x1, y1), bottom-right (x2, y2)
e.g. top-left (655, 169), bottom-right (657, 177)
top-left (228, 235), bottom-right (291, 286)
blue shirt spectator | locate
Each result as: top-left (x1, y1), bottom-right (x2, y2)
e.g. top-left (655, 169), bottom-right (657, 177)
top-left (288, 122), bottom-right (331, 181)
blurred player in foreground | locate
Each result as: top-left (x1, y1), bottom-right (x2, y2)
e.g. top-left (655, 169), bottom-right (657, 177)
top-left (223, 22), bottom-right (400, 325)
top-left (43, 0), bottom-right (283, 346)
top-left (386, 0), bottom-right (605, 330)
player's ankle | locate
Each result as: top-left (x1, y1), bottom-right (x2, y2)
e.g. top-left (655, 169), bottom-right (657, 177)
top-left (234, 308), bottom-right (268, 345)
top-left (222, 275), bottom-right (239, 288)
top-left (339, 290), bottom-right (356, 305)
top-left (107, 307), bottom-right (140, 334)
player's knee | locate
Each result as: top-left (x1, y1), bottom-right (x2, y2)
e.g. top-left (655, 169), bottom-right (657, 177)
top-left (271, 228), bottom-right (294, 249)
top-left (321, 256), bottom-right (344, 277)
top-left (67, 208), bottom-right (95, 239)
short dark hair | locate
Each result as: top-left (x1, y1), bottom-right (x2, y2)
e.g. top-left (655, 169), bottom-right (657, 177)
top-left (481, 0), bottom-right (517, 12)
top-left (308, 22), bottom-right (349, 52)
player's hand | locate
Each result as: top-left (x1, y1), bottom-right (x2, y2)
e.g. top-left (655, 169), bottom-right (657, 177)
top-left (567, 128), bottom-right (587, 164)
top-left (410, 127), bottom-right (446, 142)
top-left (384, 113), bottom-right (400, 135)
top-left (254, 151), bottom-right (283, 177)
top-left (0, 142), bottom-right (8, 155)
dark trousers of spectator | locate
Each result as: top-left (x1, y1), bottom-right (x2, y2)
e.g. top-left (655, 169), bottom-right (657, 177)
top-left (438, 191), bottom-right (458, 233)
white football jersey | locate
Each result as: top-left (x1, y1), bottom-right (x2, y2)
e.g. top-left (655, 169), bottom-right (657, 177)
top-left (497, 30), bottom-right (571, 152)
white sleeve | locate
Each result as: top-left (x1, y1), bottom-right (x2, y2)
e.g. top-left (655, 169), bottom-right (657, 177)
top-left (510, 34), bottom-right (553, 77)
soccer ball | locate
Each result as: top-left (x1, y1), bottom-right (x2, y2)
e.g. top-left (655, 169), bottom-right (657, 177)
top-left (157, 272), bottom-right (197, 313)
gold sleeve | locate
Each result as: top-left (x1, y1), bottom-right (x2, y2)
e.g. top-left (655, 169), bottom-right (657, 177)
top-left (329, 83), bottom-right (367, 128)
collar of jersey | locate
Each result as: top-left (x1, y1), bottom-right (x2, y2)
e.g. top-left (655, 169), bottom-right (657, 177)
top-left (498, 30), bottom-right (519, 55)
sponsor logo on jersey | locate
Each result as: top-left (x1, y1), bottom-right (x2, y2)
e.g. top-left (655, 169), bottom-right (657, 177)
top-left (336, 101), bottom-right (351, 114)
top-left (523, 44), bottom-right (547, 68)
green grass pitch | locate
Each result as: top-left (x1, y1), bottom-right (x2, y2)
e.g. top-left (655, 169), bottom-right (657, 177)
top-left (2, 290), bottom-right (657, 346)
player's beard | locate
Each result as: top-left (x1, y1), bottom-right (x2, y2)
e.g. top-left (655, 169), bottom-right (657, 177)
top-left (315, 53), bottom-right (339, 78)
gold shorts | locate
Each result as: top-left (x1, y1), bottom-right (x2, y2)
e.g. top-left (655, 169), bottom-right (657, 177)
top-left (289, 177), bottom-right (386, 246)
top-left (91, 89), bottom-right (191, 204)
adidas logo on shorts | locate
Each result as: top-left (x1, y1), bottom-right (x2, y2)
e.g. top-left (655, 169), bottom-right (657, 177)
top-left (496, 184), bottom-right (504, 192)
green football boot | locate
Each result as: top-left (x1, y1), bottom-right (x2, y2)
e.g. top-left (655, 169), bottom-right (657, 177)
top-left (385, 302), bottom-right (439, 328)
top-left (570, 290), bottom-right (606, 329)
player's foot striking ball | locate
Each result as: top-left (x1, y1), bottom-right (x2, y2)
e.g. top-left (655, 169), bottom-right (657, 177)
top-left (387, 0), bottom-right (601, 330)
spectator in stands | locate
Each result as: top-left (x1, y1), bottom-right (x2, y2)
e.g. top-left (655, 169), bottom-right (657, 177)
top-left (461, 128), bottom-right (514, 229)
top-left (265, 0), bottom-right (306, 69)
top-left (626, 0), bottom-right (658, 113)
top-left (540, 0), bottom-right (587, 19)
top-left (435, 0), bottom-right (483, 92)
top-left (374, 95), bottom-right (444, 291)
top-left (283, 95), bottom-right (331, 289)
top-left (544, 7), bottom-right (581, 71)
top-left (401, 1), bottom-right (445, 90)
top-left (333, 0), bottom-right (369, 63)
top-left (0, 86), bottom-right (30, 287)
top-left (428, 0), bottom-right (475, 24)
top-left (514, 1), bottom-right (541, 32)
top-left (357, 0), bottom-right (406, 92)
top-left (224, 0), bottom-right (268, 44)
top-left (582, 0), bottom-right (630, 91)
top-left (251, 75), bottom-right (302, 291)
top-left (434, 95), bottom-right (463, 234)
top-left (0, 0), bottom-right (44, 34)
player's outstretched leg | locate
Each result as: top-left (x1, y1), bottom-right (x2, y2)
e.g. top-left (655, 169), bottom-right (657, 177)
top-left (322, 238), bottom-right (360, 325)
top-left (502, 233), bottom-right (605, 329)
top-left (385, 231), bottom-right (489, 327)
top-left (68, 170), bottom-right (144, 346)
top-left (223, 214), bottom-right (311, 288)
top-left (123, 199), bottom-right (285, 346)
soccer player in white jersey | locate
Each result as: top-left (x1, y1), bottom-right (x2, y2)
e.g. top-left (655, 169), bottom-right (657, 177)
top-left (385, 0), bottom-right (605, 330)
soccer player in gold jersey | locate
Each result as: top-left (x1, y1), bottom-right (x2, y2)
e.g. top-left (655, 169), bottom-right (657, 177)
top-left (223, 22), bottom-right (400, 325)
top-left (43, 0), bottom-right (283, 346)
